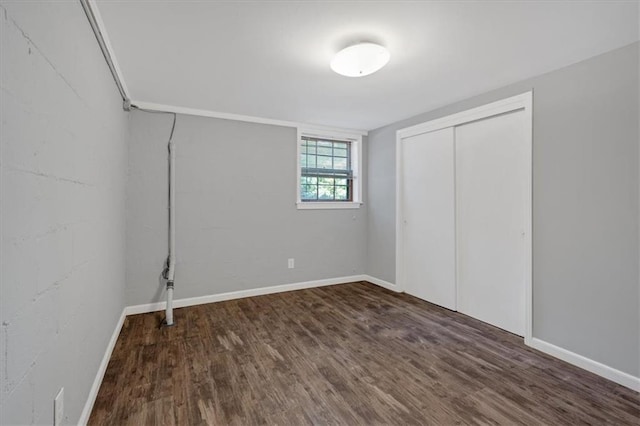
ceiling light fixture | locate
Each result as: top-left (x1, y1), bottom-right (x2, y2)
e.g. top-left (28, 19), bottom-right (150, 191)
top-left (330, 42), bottom-right (390, 77)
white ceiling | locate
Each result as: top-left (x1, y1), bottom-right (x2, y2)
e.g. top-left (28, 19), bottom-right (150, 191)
top-left (95, 0), bottom-right (639, 131)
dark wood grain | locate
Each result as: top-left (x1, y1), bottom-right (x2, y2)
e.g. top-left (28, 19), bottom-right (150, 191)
top-left (89, 282), bottom-right (639, 425)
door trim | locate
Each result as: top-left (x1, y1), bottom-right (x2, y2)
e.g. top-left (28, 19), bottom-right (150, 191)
top-left (395, 91), bottom-right (533, 344)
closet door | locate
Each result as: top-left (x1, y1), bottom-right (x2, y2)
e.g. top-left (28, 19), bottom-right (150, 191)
top-left (455, 110), bottom-right (527, 336)
top-left (401, 128), bottom-right (456, 310)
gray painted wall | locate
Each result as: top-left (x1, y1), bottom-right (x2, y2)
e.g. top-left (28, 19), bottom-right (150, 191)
top-left (126, 111), bottom-right (367, 306)
top-left (1, 1), bottom-right (128, 424)
top-left (367, 42), bottom-right (640, 377)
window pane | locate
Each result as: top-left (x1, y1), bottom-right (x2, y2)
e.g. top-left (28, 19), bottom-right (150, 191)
top-left (335, 186), bottom-right (348, 200)
top-left (333, 148), bottom-right (347, 158)
top-left (334, 157), bottom-right (347, 170)
top-left (335, 178), bottom-right (347, 186)
top-left (306, 156), bottom-right (316, 168)
top-left (317, 156), bottom-right (332, 169)
top-left (301, 185), bottom-right (317, 200)
top-left (318, 177), bottom-right (334, 186)
top-left (305, 143), bottom-right (316, 154)
top-left (334, 142), bottom-right (348, 149)
top-left (318, 141), bottom-right (332, 148)
top-left (317, 146), bottom-right (332, 156)
top-left (318, 185), bottom-right (335, 200)
top-left (301, 155), bottom-right (307, 168)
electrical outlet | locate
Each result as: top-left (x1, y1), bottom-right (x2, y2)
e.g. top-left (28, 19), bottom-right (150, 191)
top-left (288, 258), bottom-right (295, 269)
top-left (54, 388), bottom-right (64, 426)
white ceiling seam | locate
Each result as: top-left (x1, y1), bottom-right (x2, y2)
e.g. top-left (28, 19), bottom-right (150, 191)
top-left (131, 101), bottom-right (368, 136)
top-left (84, 0), bottom-right (130, 102)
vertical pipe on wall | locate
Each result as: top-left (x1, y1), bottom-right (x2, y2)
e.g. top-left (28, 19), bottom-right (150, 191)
top-left (131, 106), bottom-right (177, 326)
top-left (165, 122), bottom-right (177, 326)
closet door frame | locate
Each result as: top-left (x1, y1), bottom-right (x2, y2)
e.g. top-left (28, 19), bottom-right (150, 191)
top-left (395, 91), bottom-right (533, 344)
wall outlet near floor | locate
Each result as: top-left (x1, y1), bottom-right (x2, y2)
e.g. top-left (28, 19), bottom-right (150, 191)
top-left (54, 387), bottom-right (64, 426)
top-left (288, 258), bottom-right (295, 269)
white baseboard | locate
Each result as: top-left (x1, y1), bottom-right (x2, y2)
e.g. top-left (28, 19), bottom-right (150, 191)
top-left (362, 278), bottom-right (638, 392)
top-left (124, 275), bottom-right (370, 315)
top-left (78, 308), bottom-right (127, 425)
top-left (529, 338), bottom-right (640, 392)
top-left (362, 275), bottom-right (401, 293)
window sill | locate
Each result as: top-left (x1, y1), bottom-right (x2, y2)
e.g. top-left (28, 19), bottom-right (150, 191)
top-left (296, 202), bottom-right (362, 210)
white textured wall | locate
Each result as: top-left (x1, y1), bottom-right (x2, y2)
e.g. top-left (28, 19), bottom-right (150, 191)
top-left (126, 111), bottom-right (367, 306)
top-left (0, 1), bottom-right (128, 424)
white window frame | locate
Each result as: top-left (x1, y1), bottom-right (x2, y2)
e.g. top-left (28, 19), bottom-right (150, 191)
top-left (296, 127), bottom-right (363, 210)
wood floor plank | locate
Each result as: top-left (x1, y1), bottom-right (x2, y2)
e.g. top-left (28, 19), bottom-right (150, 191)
top-left (89, 282), bottom-right (639, 425)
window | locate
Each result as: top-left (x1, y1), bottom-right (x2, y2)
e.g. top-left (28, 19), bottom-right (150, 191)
top-left (297, 128), bottom-right (362, 209)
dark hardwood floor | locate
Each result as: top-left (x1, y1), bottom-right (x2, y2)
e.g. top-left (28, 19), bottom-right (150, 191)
top-left (89, 282), bottom-right (639, 425)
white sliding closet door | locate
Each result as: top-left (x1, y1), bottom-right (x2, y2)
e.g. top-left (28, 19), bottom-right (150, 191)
top-left (401, 128), bottom-right (456, 310)
top-left (455, 110), bottom-right (527, 336)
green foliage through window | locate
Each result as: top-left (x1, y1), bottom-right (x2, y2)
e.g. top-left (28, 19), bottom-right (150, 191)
top-left (300, 137), bottom-right (353, 202)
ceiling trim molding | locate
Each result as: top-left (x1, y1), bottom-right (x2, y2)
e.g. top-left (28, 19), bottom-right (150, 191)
top-left (84, 0), bottom-right (131, 100)
top-left (131, 101), bottom-right (369, 136)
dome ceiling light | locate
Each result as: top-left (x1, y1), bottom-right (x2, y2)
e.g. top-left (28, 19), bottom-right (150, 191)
top-left (330, 42), bottom-right (390, 77)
